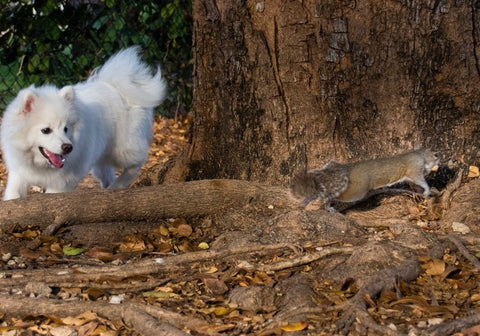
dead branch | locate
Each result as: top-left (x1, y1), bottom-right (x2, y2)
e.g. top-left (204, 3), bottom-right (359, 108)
top-left (0, 179), bottom-right (294, 233)
top-left (426, 312), bottom-right (480, 336)
top-left (0, 294), bottom-right (199, 336)
top-left (0, 243), bottom-right (300, 288)
top-left (239, 246), bottom-right (355, 272)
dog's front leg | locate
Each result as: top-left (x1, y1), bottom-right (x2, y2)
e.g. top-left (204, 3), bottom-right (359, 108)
top-left (108, 165), bottom-right (142, 189)
top-left (3, 174), bottom-right (29, 200)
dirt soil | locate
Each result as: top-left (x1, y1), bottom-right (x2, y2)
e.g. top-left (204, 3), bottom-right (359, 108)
top-left (1, 116), bottom-right (480, 336)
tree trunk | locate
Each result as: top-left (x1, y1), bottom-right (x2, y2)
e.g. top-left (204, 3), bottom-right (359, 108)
top-left (169, 0), bottom-right (480, 185)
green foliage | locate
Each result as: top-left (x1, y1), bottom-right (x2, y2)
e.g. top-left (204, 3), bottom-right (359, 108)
top-left (0, 0), bottom-right (192, 117)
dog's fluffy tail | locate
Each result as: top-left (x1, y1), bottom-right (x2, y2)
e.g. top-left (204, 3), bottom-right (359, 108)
top-left (89, 46), bottom-right (166, 108)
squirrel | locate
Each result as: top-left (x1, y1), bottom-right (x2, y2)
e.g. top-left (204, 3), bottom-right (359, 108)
top-left (290, 149), bottom-right (439, 208)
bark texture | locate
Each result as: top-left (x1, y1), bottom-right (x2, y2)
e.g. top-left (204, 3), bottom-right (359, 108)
top-left (0, 180), bottom-right (291, 233)
top-left (178, 0), bottom-right (480, 185)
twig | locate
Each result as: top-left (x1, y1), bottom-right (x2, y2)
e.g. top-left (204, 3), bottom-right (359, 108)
top-left (238, 246), bottom-right (354, 272)
top-left (16, 55), bottom-right (25, 76)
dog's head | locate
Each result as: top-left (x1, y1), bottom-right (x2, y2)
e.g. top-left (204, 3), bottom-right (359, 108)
top-left (6, 85), bottom-right (78, 169)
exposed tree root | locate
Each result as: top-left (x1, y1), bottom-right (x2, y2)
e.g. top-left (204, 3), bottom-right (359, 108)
top-left (0, 179), bottom-right (294, 233)
top-left (0, 242), bottom-right (300, 289)
top-left (426, 312), bottom-right (480, 335)
top-left (0, 294), bottom-right (198, 336)
top-left (335, 259), bottom-right (422, 335)
top-left (0, 176), bottom-right (476, 335)
top-left (239, 246), bottom-right (355, 272)
top-left (447, 234), bottom-right (480, 271)
top-left (429, 167), bottom-right (464, 218)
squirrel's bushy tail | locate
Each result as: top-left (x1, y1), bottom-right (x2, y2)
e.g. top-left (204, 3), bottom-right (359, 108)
top-left (89, 46), bottom-right (166, 108)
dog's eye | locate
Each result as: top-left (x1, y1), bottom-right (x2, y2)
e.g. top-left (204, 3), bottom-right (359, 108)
top-left (64, 127), bottom-right (68, 133)
top-left (41, 128), bottom-right (52, 134)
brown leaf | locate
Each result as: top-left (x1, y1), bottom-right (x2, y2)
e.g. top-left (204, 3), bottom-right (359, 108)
top-left (206, 266), bottom-right (218, 273)
top-left (78, 321), bottom-right (99, 336)
top-left (50, 242), bottom-right (63, 254)
top-left (85, 247), bottom-right (116, 262)
top-left (158, 225), bottom-right (170, 236)
top-left (424, 259), bottom-right (446, 276)
top-left (177, 239), bottom-right (194, 253)
top-left (204, 278), bottom-right (229, 295)
top-left (154, 241), bottom-right (173, 253)
top-left (192, 323), bottom-right (236, 334)
top-left (117, 235), bottom-right (147, 252)
top-left (379, 290), bottom-right (398, 303)
top-left (176, 224), bottom-right (193, 237)
top-left (87, 288), bottom-right (104, 301)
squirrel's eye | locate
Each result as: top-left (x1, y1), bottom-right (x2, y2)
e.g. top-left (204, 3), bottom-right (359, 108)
top-left (41, 128), bottom-right (52, 134)
top-left (64, 126), bottom-right (68, 133)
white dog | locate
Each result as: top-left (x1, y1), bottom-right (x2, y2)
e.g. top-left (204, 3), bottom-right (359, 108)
top-left (1, 46), bottom-right (166, 200)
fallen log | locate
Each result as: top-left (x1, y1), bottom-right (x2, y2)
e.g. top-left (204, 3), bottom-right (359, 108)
top-left (0, 179), bottom-right (294, 233)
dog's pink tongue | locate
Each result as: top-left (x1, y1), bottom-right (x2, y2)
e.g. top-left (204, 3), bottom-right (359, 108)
top-left (44, 149), bottom-right (64, 168)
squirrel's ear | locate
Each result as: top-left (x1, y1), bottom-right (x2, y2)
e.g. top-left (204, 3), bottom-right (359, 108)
top-left (413, 140), bottom-right (422, 150)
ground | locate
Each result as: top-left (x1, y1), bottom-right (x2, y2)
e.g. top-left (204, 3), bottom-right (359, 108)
top-left (1, 116), bottom-right (480, 336)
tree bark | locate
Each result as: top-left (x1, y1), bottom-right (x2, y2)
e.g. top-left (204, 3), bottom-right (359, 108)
top-left (0, 295), bottom-right (192, 336)
top-left (0, 180), bottom-right (292, 233)
top-left (169, 0), bottom-right (480, 185)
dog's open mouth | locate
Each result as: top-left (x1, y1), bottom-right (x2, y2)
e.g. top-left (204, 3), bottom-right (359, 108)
top-left (39, 147), bottom-right (65, 168)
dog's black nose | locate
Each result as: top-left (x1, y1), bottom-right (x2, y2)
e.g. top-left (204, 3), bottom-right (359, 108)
top-left (62, 143), bottom-right (73, 154)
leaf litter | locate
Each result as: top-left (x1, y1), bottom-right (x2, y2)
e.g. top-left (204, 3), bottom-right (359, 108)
top-left (0, 115), bottom-right (480, 335)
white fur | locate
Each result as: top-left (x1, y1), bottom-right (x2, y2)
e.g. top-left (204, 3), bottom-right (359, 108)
top-left (1, 46), bottom-right (166, 200)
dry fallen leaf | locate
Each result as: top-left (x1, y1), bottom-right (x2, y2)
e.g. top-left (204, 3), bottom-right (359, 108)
top-left (77, 321), bottom-right (98, 336)
top-left (87, 288), bottom-right (104, 301)
top-left (142, 291), bottom-right (180, 299)
top-left (206, 266), bottom-right (218, 273)
top-left (176, 223), bottom-right (193, 237)
top-left (84, 247), bottom-right (116, 262)
top-left (117, 235), bottom-right (147, 252)
top-left (204, 278), bottom-right (229, 295)
top-left (424, 258), bottom-right (446, 276)
top-left (158, 225), bottom-right (170, 236)
top-left (61, 311), bottom-right (99, 326)
top-left (13, 229), bottom-right (39, 239)
top-left (468, 165), bottom-right (479, 178)
top-left (212, 306), bottom-right (233, 316)
top-left (280, 321), bottom-right (308, 332)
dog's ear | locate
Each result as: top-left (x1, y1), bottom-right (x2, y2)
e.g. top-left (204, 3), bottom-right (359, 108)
top-left (59, 86), bottom-right (74, 102)
top-left (18, 88), bottom-right (37, 114)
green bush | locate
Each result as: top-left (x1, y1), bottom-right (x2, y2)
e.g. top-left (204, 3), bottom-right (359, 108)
top-left (0, 0), bottom-right (192, 117)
